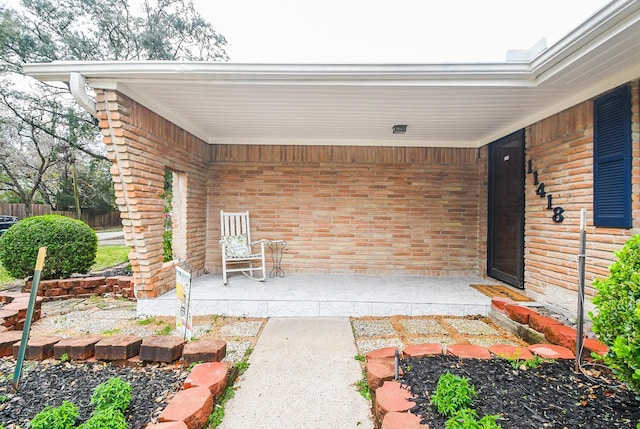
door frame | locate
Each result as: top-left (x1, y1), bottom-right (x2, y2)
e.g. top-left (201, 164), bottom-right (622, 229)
top-left (487, 129), bottom-right (525, 288)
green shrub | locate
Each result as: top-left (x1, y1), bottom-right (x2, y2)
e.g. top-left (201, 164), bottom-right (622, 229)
top-left (28, 400), bottom-right (78, 429)
top-left (80, 407), bottom-right (127, 429)
top-left (0, 215), bottom-right (97, 280)
top-left (90, 377), bottom-right (132, 413)
top-left (590, 235), bottom-right (640, 394)
top-left (431, 372), bottom-right (476, 417)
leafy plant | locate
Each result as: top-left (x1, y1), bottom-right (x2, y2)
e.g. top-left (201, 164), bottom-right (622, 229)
top-left (354, 354), bottom-right (365, 362)
top-left (28, 400), bottom-right (79, 429)
top-left (445, 408), bottom-right (503, 429)
top-left (206, 386), bottom-right (235, 429)
top-left (236, 348), bottom-right (253, 373)
top-left (80, 407), bottom-right (127, 429)
top-left (590, 235), bottom-right (640, 394)
top-left (187, 360), bottom-right (204, 371)
top-left (355, 372), bottom-right (371, 400)
top-left (59, 353), bottom-right (70, 363)
top-left (90, 377), bottom-right (132, 413)
top-left (136, 317), bottom-right (155, 326)
top-left (155, 324), bottom-right (173, 336)
top-left (431, 372), bottom-right (476, 417)
top-left (502, 353), bottom-right (548, 370)
top-left (0, 215), bottom-right (97, 279)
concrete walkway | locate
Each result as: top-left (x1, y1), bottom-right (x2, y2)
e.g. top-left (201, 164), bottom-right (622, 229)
top-left (219, 318), bottom-right (374, 429)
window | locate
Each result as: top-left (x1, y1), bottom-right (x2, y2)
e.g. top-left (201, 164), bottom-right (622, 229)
top-left (593, 85), bottom-right (632, 228)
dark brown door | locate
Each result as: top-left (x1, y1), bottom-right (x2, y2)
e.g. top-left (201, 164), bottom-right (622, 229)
top-left (488, 130), bottom-right (525, 288)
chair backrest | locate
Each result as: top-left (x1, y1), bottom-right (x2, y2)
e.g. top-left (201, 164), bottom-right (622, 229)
top-left (220, 211), bottom-right (252, 242)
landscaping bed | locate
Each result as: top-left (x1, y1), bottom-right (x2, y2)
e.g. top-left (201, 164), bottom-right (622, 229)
top-left (0, 359), bottom-right (188, 428)
top-left (400, 354), bottom-right (640, 428)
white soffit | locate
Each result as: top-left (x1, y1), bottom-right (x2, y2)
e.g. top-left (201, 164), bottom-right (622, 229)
top-left (23, 0), bottom-right (640, 148)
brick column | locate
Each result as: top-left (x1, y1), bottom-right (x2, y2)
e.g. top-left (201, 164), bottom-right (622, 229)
top-left (96, 90), bottom-right (210, 298)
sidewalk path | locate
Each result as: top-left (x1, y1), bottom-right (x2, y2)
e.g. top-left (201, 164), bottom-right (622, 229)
top-left (219, 318), bottom-right (374, 429)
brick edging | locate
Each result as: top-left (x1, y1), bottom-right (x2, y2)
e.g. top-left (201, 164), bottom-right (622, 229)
top-left (365, 341), bottom-right (576, 428)
top-left (0, 331), bottom-right (229, 429)
top-left (365, 301), bottom-right (610, 428)
top-left (22, 276), bottom-right (136, 301)
top-left (492, 298), bottom-right (608, 356)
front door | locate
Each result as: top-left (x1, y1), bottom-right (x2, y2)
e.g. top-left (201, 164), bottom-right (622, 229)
top-left (487, 130), bottom-right (525, 288)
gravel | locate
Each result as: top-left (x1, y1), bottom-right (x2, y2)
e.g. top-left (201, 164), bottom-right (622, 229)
top-left (355, 338), bottom-right (405, 355)
top-left (219, 321), bottom-right (263, 337)
top-left (442, 318), bottom-right (500, 336)
top-left (351, 319), bottom-right (396, 337)
top-left (399, 319), bottom-right (447, 335)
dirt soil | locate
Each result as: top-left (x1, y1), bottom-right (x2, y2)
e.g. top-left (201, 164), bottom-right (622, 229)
top-left (400, 354), bottom-right (640, 429)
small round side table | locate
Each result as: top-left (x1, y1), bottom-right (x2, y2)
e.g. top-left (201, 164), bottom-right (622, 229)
top-left (267, 240), bottom-right (287, 278)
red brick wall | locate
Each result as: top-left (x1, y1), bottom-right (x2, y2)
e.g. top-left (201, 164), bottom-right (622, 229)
top-left (97, 90), bottom-right (210, 298)
top-left (206, 146), bottom-right (487, 276)
top-left (524, 80), bottom-right (640, 309)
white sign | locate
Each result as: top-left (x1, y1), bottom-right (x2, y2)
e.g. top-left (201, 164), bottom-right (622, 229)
top-left (175, 266), bottom-right (193, 340)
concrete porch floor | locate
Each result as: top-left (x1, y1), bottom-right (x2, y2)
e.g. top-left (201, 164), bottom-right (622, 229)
top-left (136, 273), bottom-right (497, 318)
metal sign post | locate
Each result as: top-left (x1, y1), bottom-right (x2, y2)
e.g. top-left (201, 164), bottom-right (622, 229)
top-left (575, 209), bottom-right (587, 373)
top-left (13, 247), bottom-right (47, 389)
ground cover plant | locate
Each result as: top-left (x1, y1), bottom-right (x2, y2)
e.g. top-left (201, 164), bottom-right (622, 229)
top-left (400, 355), bottom-right (640, 428)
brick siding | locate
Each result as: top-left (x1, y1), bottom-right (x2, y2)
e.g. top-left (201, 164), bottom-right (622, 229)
top-left (206, 145), bottom-right (487, 276)
top-left (524, 79), bottom-right (640, 308)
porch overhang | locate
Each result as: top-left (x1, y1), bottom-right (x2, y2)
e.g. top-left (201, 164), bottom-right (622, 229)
top-left (23, 0), bottom-right (640, 148)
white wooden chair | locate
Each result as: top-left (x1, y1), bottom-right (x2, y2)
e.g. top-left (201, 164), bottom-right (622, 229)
top-left (220, 210), bottom-right (266, 285)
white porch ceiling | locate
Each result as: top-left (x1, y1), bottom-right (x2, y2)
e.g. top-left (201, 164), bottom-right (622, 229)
top-left (24, 0), bottom-right (640, 149)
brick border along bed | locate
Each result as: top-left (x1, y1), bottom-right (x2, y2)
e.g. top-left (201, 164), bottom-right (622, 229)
top-left (366, 297), bottom-right (610, 429)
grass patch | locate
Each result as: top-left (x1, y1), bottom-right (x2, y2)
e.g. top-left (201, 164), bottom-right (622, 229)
top-left (91, 246), bottom-right (130, 271)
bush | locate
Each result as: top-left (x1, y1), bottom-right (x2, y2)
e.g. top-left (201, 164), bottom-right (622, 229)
top-left (590, 235), bottom-right (640, 394)
top-left (0, 215), bottom-right (97, 280)
top-left (28, 400), bottom-right (78, 429)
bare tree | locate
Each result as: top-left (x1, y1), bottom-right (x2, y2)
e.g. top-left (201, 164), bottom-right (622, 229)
top-left (0, 0), bottom-right (228, 212)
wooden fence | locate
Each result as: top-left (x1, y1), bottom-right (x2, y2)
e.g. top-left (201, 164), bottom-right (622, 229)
top-left (0, 204), bottom-right (122, 230)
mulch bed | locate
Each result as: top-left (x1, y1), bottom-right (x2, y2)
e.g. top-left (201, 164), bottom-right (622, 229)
top-left (400, 355), bottom-right (640, 428)
top-left (0, 358), bottom-right (188, 429)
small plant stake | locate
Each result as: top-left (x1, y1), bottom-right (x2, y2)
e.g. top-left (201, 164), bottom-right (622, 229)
top-left (394, 349), bottom-right (399, 380)
top-left (12, 246), bottom-right (47, 390)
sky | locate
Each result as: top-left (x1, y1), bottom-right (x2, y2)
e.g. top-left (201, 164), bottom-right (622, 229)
top-left (194, 0), bottom-right (612, 63)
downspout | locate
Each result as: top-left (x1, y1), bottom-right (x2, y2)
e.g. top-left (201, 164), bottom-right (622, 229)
top-left (69, 72), bottom-right (144, 296)
top-left (69, 73), bottom-right (97, 117)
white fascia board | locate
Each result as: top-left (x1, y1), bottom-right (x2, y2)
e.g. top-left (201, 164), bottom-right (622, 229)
top-left (207, 137), bottom-right (481, 148)
top-left (531, 0), bottom-right (640, 82)
top-left (23, 61), bottom-right (534, 88)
